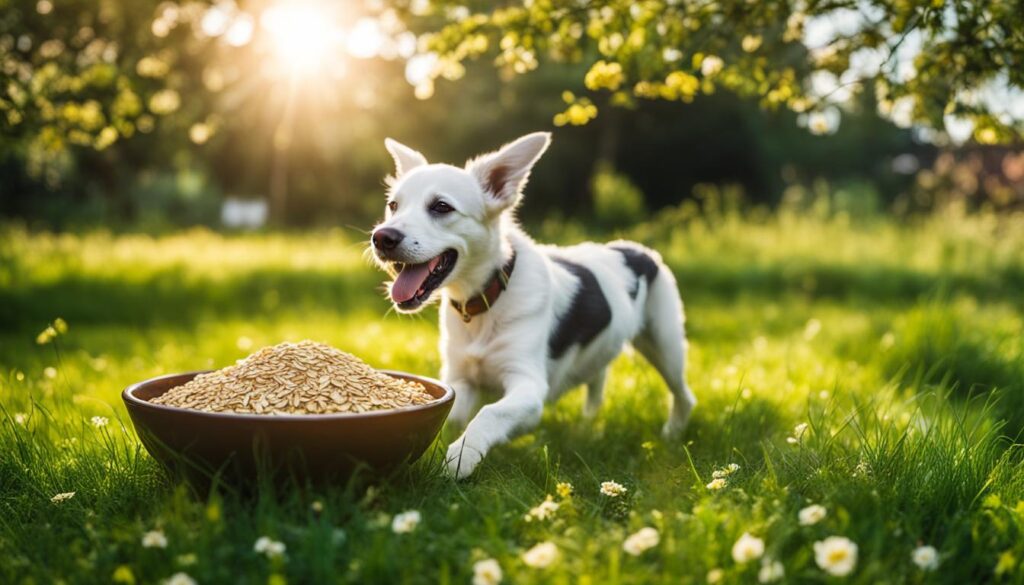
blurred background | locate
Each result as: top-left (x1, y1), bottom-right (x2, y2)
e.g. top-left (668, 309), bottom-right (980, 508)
top-left (1, 0), bottom-right (1021, 232)
top-left (2, 7), bottom-right (1024, 581)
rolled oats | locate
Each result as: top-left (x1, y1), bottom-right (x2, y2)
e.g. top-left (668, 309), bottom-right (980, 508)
top-left (152, 341), bottom-right (434, 414)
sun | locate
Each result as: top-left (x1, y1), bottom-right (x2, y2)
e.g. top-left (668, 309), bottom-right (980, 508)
top-left (261, 3), bottom-right (341, 75)
top-left (259, 3), bottom-right (387, 76)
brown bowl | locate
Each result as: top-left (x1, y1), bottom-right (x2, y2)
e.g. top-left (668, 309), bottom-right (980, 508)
top-left (122, 370), bottom-right (454, 487)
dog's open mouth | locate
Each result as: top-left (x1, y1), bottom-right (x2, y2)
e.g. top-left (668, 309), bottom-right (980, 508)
top-left (390, 249), bottom-right (457, 309)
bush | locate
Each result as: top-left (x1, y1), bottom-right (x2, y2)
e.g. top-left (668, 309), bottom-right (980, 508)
top-left (591, 163), bottom-right (645, 230)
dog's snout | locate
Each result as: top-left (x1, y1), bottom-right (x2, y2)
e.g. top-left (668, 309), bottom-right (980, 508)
top-left (372, 227), bottom-right (405, 252)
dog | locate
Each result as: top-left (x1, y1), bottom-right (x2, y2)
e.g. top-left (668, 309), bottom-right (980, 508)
top-left (370, 132), bottom-right (695, 479)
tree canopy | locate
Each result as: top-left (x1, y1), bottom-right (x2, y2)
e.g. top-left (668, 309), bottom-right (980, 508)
top-left (417, 0), bottom-right (1023, 141)
top-left (1, 0), bottom-right (1020, 223)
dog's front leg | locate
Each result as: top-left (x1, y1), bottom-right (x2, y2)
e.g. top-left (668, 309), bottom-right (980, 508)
top-left (447, 380), bottom-right (478, 427)
top-left (446, 372), bottom-right (546, 479)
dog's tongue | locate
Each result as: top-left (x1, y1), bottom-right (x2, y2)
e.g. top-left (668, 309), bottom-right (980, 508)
top-left (391, 256), bottom-right (441, 303)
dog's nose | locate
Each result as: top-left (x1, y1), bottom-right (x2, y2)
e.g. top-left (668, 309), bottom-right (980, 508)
top-left (372, 227), bottom-right (405, 251)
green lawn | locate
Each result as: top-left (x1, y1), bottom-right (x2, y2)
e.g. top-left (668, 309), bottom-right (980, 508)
top-left (2, 210), bottom-right (1024, 584)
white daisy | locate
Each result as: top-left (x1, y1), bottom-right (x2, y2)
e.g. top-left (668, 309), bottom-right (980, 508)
top-left (164, 572), bottom-right (197, 585)
top-left (732, 532), bottom-right (765, 563)
top-left (712, 463), bottom-right (741, 479)
top-left (912, 545), bottom-right (939, 571)
top-left (142, 529), bottom-right (168, 548)
top-left (758, 559), bottom-right (785, 583)
top-left (391, 510), bottom-right (421, 534)
top-left (600, 481), bottom-right (627, 497)
top-left (472, 558), bottom-right (503, 585)
top-left (787, 422), bottom-right (810, 445)
top-left (524, 495), bottom-right (559, 522)
top-left (814, 536), bottom-right (858, 576)
top-left (799, 504), bottom-right (827, 526)
top-left (622, 527), bottom-right (660, 556)
top-left (521, 541), bottom-right (559, 568)
top-left (253, 536), bottom-right (286, 559)
top-left (51, 491), bottom-right (75, 504)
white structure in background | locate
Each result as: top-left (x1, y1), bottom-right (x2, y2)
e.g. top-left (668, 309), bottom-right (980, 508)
top-left (221, 197), bottom-right (268, 229)
top-left (891, 153), bottom-right (920, 175)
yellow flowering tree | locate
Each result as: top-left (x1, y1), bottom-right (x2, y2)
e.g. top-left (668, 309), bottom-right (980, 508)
top-left (415, 0), bottom-right (1024, 142)
top-left (0, 1), bottom-right (173, 185)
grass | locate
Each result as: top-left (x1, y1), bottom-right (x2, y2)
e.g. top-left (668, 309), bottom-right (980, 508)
top-left (1, 208), bottom-right (1024, 584)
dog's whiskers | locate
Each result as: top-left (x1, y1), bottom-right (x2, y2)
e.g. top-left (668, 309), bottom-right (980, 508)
top-left (343, 224), bottom-right (374, 236)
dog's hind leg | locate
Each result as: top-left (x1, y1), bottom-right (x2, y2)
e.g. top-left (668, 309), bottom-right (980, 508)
top-left (583, 368), bottom-right (607, 419)
top-left (633, 268), bottom-right (696, 438)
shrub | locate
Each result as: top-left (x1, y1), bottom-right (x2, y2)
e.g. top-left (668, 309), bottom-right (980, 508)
top-left (591, 163), bottom-right (645, 231)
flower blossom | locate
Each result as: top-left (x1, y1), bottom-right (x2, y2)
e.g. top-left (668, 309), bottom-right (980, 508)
top-left (732, 532), bottom-right (765, 563)
top-left (623, 527), bottom-right (660, 556)
top-left (254, 536), bottom-right (286, 559)
top-left (912, 545), bottom-right (939, 571)
top-left (758, 559), bottom-right (785, 583)
top-left (814, 536), bottom-right (858, 576)
top-left (391, 510), bottom-right (422, 534)
top-left (524, 495), bottom-right (559, 522)
top-left (164, 573), bottom-right (196, 585)
top-left (142, 529), bottom-right (168, 548)
top-left (556, 482), bottom-right (573, 498)
top-left (522, 542), bottom-right (559, 568)
top-left (600, 481), bottom-right (627, 497)
top-left (706, 478), bottom-right (727, 491)
top-left (472, 558), bottom-right (502, 585)
top-left (51, 492), bottom-right (75, 504)
top-left (799, 504), bottom-right (827, 526)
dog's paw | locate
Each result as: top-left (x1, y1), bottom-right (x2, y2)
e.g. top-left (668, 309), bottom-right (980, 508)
top-left (445, 440), bottom-right (484, 480)
top-left (661, 418), bottom-right (688, 439)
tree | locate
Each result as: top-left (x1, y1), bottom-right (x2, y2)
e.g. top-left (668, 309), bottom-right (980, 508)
top-left (3, 0), bottom-right (1019, 225)
top-left (415, 0), bottom-right (1024, 143)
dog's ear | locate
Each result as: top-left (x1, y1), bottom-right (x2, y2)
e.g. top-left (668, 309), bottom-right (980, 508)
top-left (467, 132), bottom-right (551, 212)
top-left (384, 138), bottom-right (428, 177)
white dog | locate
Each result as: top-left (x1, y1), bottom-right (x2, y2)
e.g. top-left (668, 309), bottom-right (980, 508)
top-left (371, 132), bottom-right (695, 479)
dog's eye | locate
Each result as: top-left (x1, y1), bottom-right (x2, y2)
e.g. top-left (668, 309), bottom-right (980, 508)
top-left (429, 200), bottom-right (454, 214)
top-left (387, 201), bottom-right (397, 213)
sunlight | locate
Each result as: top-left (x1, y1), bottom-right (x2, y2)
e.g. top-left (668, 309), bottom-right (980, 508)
top-left (260, 3), bottom-right (341, 74)
top-left (346, 17), bottom-right (384, 59)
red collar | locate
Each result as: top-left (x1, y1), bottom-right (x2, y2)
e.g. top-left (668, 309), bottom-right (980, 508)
top-left (450, 252), bottom-right (516, 323)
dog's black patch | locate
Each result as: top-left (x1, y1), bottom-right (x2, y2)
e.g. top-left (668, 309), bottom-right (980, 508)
top-left (610, 245), bottom-right (659, 299)
top-left (548, 258), bottom-right (612, 359)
